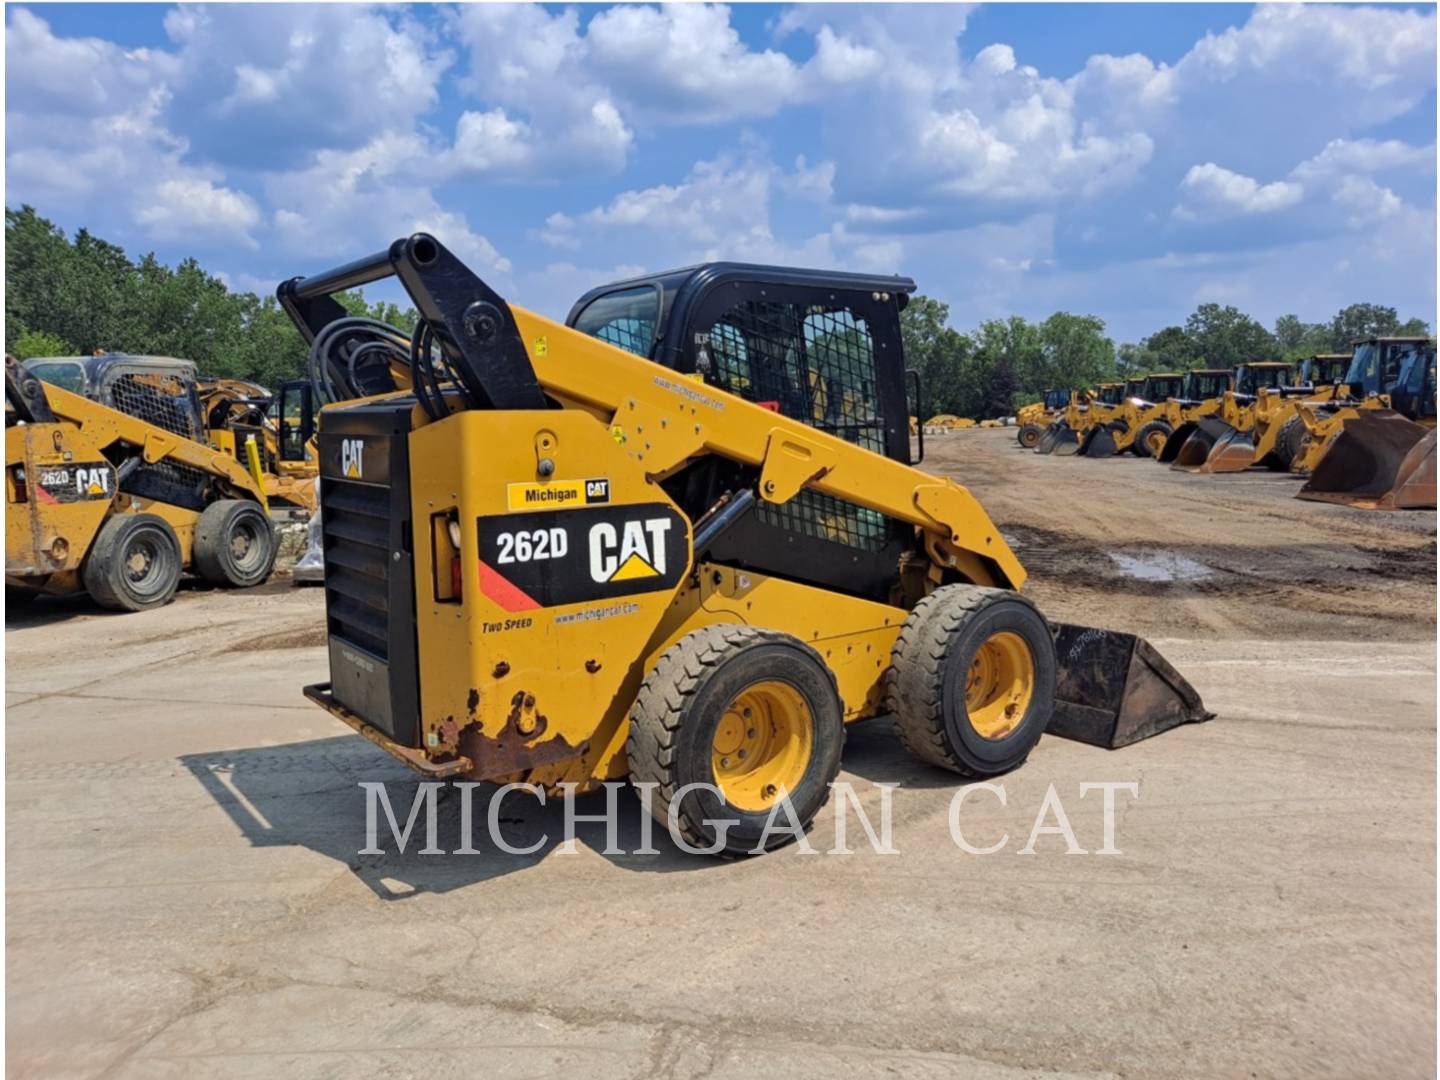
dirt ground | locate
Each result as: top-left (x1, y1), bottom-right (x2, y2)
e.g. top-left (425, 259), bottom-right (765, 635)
top-left (5, 427), bottom-right (1436, 1078)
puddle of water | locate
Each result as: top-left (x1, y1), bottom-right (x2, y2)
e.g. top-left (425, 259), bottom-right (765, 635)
top-left (1107, 551), bottom-right (1214, 582)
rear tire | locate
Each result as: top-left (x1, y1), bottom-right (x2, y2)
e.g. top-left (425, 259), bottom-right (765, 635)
top-left (1017, 424), bottom-right (1044, 449)
top-left (627, 624), bottom-right (845, 856)
top-left (194, 500), bottom-right (278, 588)
top-left (885, 585), bottom-right (1056, 776)
top-left (82, 513), bottom-right (182, 612)
top-left (1133, 420), bottom-right (1173, 458)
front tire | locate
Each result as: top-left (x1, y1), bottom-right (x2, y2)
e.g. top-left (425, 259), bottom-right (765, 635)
top-left (1017, 424), bottom-right (1044, 449)
top-left (1133, 420), bottom-right (1173, 458)
top-left (194, 500), bottom-right (278, 588)
top-left (82, 513), bottom-right (182, 612)
top-left (627, 625), bottom-right (845, 856)
top-left (886, 585), bottom-right (1056, 776)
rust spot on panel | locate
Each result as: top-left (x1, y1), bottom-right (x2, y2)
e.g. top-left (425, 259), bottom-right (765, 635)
top-left (466, 687), bottom-right (481, 715)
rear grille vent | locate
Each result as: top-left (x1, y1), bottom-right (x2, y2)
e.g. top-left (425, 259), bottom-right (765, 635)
top-left (322, 478), bottom-right (391, 660)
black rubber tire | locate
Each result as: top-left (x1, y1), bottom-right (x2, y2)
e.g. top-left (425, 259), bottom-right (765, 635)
top-left (1133, 420), bottom-right (1173, 458)
top-left (1017, 424), bottom-right (1044, 448)
top-left (627, 624), bottom-right (845, 857)
top-left (885, 584), bottom-right (1056, 777)
top-left (1274, 415), bottom-right (1306, 470)
top-left (193, 500), bottom-right (278, 588)
top-left (81, 513), bottom-right (182, 612)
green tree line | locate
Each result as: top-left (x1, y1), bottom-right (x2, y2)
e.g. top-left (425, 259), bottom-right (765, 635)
top-left (5, 206), bottom-right (413, 388)
top-left (905, 294), bottom-right (1430, 419)
top-left (7, 205), bottom-right (1433, 417)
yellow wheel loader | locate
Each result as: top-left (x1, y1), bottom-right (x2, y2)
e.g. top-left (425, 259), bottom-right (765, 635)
top-left (1034, 383), bottom-right (1124, 455)
top-left (1295, 354), bottom-right (1351, 390)
top-left (7, 354), bottom-right (278, 610)
top-left (1296, 337), bottom-right (1436, 509)
top-left (1165, 362), bottom-right (1298, 473)
top-left (1076, 372), bottom-right (1186, 458)
top-left (278, 235), bottom-right (1210, 855)
top-left (1015, 388), bottom-right (1071, 449)
top-left (1152, 368), bottom-right (1234, 462)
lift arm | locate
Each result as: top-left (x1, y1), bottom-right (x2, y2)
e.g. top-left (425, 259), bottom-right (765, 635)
top-left (281, 234), bottom-right (1025, 589)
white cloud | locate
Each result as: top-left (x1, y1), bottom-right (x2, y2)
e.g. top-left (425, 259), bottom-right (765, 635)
top-left (135, 178), bottom-right (262, 246)
top-left (1330, 176), bottom-right (1403, 227)
top-left (1175, 163), bottom-right (1304, 220)
top-left (1291, 138), bottom-right (1436, 182)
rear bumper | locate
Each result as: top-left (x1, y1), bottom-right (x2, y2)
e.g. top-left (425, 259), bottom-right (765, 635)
top-left (303, 681), bottom-right (471, 779)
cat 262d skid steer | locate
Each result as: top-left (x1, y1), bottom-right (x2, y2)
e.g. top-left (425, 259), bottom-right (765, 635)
top-left (281, 235), bottom-right (1208, 855)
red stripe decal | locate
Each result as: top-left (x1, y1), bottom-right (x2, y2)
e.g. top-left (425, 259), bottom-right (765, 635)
top-left (478, 560), bottom-right (541, 612)
top-left (34, 485), bottom-right (57, 505)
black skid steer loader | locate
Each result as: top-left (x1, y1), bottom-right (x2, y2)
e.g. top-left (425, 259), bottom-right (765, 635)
top-left (280, 236), bottom-right (1210, 855)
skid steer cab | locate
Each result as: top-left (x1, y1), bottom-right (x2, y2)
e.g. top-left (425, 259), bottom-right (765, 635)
top-left (6, 354), bottom-right (278, 611)
top-left (280, 235), bottom-right (1209, 857)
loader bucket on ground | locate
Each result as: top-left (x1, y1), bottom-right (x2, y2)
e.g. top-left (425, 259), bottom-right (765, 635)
top-left (1170, 418), bottom-right (1255, 474)
top-left (1157, 421), bottom-right (1196, 464)
top-left (1047, 624), bottom-right (1214, 748)
top-left (1389, 429), bottom-right (1437, 510)
top-left (1297, 411), bottom-right (1433, 509)
top-left (1078, 424), bottom-right (1119, 458)
top-left (1036, 422), bottom-right (1077, 455)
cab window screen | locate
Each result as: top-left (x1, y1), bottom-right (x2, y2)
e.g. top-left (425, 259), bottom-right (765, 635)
top-left (572, 286), bottom-right (659, 358)
top-left (24, 361), bottom-right (85, 394)
top-left (701, 299), bottom-right (883, 454)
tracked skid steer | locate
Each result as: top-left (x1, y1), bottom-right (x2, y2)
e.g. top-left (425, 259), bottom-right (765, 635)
top-left (281, 236), bottom-right (1211, 855)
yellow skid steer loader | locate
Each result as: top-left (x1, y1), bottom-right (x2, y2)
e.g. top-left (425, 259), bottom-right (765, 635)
top-left (7, 354), bottom-right (278, 610)
top-left (279, 235), bottom-right (1211, 855)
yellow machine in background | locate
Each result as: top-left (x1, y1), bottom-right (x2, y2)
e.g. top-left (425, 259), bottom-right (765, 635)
top-left (7, 354), bottom-right (278, 610)
top-left (1165, 361), bottom-right (1298, 473)
top-left (1296, 337), bottom-right (1436, 509)
top-left (1076, 372), bottom-right (1186, 458)
top-left (280, 235), bottom-right (1210, 855)
top-left (1015, 388), bottom-right (1072, 448)
top-left (1034, 382), bottom-right (1124, 454)
top-left (198, 375), bottom-right (320, 515)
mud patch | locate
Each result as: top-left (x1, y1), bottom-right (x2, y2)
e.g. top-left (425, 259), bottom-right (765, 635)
top-left (232, 625), bottom-right (327, 651)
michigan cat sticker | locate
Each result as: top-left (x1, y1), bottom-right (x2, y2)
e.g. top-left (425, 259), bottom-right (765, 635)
top-left (506, 477), bottom-right (610, 512)
top-left (476, 504), bottom-right (688, 611)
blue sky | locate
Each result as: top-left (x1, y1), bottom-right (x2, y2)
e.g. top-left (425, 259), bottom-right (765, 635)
top-left (6, 3), bottom-right (1436, 343)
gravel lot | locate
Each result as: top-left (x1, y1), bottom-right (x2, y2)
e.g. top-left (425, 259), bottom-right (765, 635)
top-left (6, 428), bottom-right (1435, 1078)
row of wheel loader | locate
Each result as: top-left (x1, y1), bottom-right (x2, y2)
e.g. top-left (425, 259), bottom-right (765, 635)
top-left (1023, 340), bottom-right (1436, 510)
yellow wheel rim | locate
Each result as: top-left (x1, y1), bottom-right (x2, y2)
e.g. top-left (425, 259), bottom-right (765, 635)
top-left (1146, 430), bottom-right (1167, 456)
top-left (964, 631), bottom-right (1035, 740)
top-left (712, 680), bottom-right (813, 812)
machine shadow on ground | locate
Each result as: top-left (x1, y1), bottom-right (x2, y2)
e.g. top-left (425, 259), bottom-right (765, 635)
top-left (178, 721), bottom-right (955, 899)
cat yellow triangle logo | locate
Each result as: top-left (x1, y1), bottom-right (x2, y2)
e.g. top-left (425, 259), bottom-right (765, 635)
top-left (86, 481), bottom-right (105, 496)
top-left (609, 552), bottom-right (658, 581)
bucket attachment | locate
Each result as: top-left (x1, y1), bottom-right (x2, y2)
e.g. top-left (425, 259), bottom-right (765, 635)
top-left (1169, 418), bottom-right (1255, 474)
top-left (1157, 421), bottom-right (1196, 464)
top-left (1389, 429), bottom-right (1437, 510)
top-left (1297, 412), bottom-right (1435, 510)
top-left (1035, 422), bottom-right (1076, 455)
top-left (1078, 423), bottom-right (1119, 458)
top-left (1048, 624), bottom-right (1214, 748)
